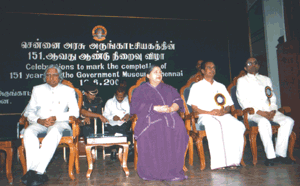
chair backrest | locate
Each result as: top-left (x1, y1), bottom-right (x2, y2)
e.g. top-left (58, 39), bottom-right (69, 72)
top-left (230, 85), bottom-right (242, 110)
top-left (62, 80), bottom-right (83, 111)
top-left (128, 77), bottom-right (147, 103)
top-left (227, 70), bottom-right (246, 111)
top-left (179, 72), bottom-right (203, 115)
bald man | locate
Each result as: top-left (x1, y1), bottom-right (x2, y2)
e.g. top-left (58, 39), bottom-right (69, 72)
top-left (236, 57), bottom-right (295, 166)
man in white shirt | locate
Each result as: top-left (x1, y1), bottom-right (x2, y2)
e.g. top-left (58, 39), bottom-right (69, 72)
top-left (187, 61), bottom-right (245, 170)
top-left (21, 64), bottom-right (79, 186)
top-left (236, 57), bottom-right (295, 166)
top-left (103, 86), bottom-right (131, 160)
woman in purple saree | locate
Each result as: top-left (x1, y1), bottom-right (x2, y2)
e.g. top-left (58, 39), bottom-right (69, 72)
top-left (130, 65), bottom-right (189, 181)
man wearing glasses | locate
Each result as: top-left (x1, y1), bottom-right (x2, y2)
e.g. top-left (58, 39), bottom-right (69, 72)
top-left (21, 64), bottom-right (79, 185)
top-left (236, 57), bottom-right (295, 166)
top-left (80, 82), bottom-right (108, 137)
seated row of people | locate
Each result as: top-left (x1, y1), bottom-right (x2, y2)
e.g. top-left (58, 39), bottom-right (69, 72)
top-left (20, 58), bottom-right (295, 184)
top-left (188, 58), bottom-right (294, 168)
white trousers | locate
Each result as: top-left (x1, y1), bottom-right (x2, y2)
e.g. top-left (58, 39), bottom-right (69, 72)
top-left (23, 122), bottom-right (71, 174)
top-left (198, 114), bottom-right (245, 170)
top-left (248, 111), bottom-right (294, 159)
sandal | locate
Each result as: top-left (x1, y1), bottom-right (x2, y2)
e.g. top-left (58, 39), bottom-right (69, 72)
top-left (226, 166), bottom-right (241, 170)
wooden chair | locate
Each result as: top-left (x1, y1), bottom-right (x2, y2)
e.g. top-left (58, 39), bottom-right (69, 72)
top-left (128, 77), bottom-right (147, 170)
top-left (0, 113), bottom-right (21, 184)
top-left (228, 70), bottom-right (296, 165)
top-left (128, 77), bottom-right (188, 171)
top-left (180, 72), bottom-right (246, 170)
top-left (18, 80), bottom-right (83, 180)
top-left (0, 141), bottom-right (13, 184)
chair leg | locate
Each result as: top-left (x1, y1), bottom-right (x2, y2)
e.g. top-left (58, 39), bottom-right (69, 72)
top-left (103, 147), bottom-right (105, 160)
top-left (249, 131), bottom-right (258, 166)
top-left (63, 147), bottom-right (67, 162)
top-left (95, 147), bottom-right (98, 160)
top-left (18, 144), bottom-right (27, 175)
top-left (75, 140), bottom-right (80, 174)
top-left (196, 137), bottom-right (206, 170)
top-left (188, 136), bottom-right (193, 166)
top-left (240, 135), bottom-right (246, 167)
top-left (288, 131), bottom-right (296, 161)
top-left (0, 152), bottom-right (4, 173)
top-left (68, 144), bottom-right (75, 180)
top-left (134, 141), bottom-right (138, 171)
top-left (5, 148), bottom-right (13, 184)
top-left (183, 143), bottom-right (188, 172)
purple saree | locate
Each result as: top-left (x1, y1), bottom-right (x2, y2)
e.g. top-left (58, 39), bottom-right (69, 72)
top-left (130, 82), bottom-right (189, 181)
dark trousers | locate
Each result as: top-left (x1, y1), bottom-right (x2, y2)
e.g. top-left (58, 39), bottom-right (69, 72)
top-left (105, 121), bottom-right (133, 148)
top-left (81, 125), bottom-right (95, 138)
top-left (80, 105), bottom-right (103, 137)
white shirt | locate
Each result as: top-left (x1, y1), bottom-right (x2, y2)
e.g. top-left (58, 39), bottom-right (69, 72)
top-left (25, 83), bottom-right (79, 124)
top-left (187, 79), bottom-right (233, 111)
top-left (103, 95), bottom-right (130, 126)
top-left (236, 73), bottom-right (278, 113)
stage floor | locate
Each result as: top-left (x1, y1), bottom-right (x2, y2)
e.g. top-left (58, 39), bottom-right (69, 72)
top-left (1, 139), bottom-right (300, 186)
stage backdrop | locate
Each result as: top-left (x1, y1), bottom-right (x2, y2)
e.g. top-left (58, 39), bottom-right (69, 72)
top-left (1, 12), bottom-right (231, 113)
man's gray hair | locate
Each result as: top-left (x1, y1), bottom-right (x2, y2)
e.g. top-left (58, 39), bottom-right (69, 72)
top-left (43, 64), bottom-right (64, 83)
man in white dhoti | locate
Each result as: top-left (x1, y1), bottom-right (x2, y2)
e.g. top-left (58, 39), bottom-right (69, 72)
top-left (236, 57), bottom-right (295, 166)
top-left (187, 61), bottom-right (245, 170)
top-left (21, 64), bottom-right (79, 185)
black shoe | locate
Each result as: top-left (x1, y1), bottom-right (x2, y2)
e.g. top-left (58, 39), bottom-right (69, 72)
top-left (264, 158), bottom-right (276, 166)
top-left (276, 156), bottom-right (296, 164)
top-left (21, 170), bottom-right (36, 185)
top-left (111, 151), bottom-right (117, 161)
top-left (30, 174), bottom-right (48, 186)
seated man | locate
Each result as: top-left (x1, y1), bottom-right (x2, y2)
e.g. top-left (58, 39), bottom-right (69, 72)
top-left (21, 64), bottom-right (79, 186)
top-left (103, 86), bottom-right (131, 161)
top-left (187, 60), bottom-right (245, 170)
top-left (236, 57), bottom-right (295, 166)
top-left (80, 82), bottom-right (108, 137)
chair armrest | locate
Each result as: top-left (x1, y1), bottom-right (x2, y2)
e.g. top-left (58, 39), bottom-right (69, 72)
top-left (242, 108), bottom-right (254, 130)
top-left (130, 114), bottom-right (138, 132)
top-left (242, 108), bottom-right (255, 115)
top-left (190, 112), bottom-right (198, 132)
top-left (179, 112), bottom-right (185, 119)
top-left (19, 116), bottom-right (26, 125)
top-left (231, 109), bottom-right (243, 118)
top-left (69, 116), bottom-right (81, 138)
top-left (278, 106), bottom-right (291, 115)
top-left (192, 111), bottom-right (199, 119)
top-left (184, 113), bottom-right (193, 120)
top-left (19, 116), bottom-right (29, 128)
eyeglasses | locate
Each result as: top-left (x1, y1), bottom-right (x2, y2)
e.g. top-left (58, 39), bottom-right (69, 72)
top-left (205, 66), bottom-right (216, 70)
top-left (246, 61), bottom-right (258, 67)
top-left (46, 73), bottom-right (59, 78)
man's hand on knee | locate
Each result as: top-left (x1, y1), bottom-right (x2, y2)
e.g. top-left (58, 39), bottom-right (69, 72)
top-left (257, 110), bottom-right (273, 121)
top-left (37, 116), bottom-right (56, 127)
